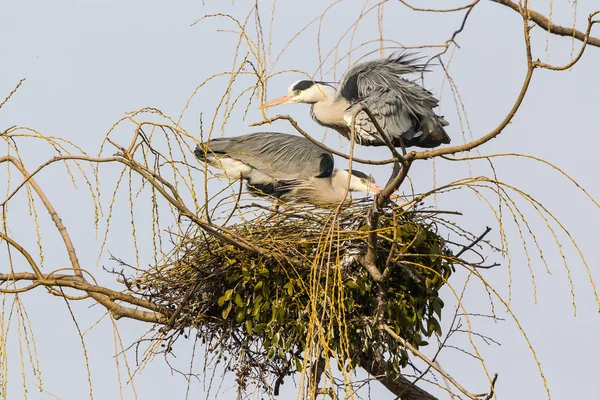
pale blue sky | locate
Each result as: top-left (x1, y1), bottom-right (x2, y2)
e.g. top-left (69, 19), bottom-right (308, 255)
top-left (1, 0), bottom-right (599, 399)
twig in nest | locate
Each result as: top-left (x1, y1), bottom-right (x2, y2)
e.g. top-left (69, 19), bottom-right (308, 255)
top-left (162, 281), bottom-right (199, 331)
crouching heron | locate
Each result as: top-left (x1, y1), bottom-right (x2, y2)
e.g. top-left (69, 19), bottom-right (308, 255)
top-left (194, 132), bottom-right (385, 209)
top-left (262, 53), bottom-right (450, 149)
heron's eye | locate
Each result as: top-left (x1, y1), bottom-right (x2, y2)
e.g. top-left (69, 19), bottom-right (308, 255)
top-left (360, 178), bottom-right (367, 184)
top-left (294, 90), bottom-right (301, 96)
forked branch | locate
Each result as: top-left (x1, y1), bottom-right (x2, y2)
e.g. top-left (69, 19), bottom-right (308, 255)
top-left (358, 354), bottom-right (438, 400)
top-left (491, 0), bottom-right (600, 48)
top-left (381, 324), bottom-right (489, 400)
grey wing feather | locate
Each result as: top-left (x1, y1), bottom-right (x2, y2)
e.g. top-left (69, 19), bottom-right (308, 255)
top-left (346, 89), bottom-right (419, 146)
top-left (340, 53), bottom-right (450, 147)
top-left (195, 132), bottom-right (334, 181)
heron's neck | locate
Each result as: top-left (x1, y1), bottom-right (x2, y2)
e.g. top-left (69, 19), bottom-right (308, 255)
top-left (328, 169), bottom-right (353, 203)
top-left (288, 171), bottom-right (351, 206)
top-left (311, 97), bottom-right (350, 129)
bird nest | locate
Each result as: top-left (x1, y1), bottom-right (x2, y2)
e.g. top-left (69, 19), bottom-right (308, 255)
top-left (126, 200), bottom-right (455, 393)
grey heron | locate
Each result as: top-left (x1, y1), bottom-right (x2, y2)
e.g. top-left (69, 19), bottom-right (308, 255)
top-left (194, 132), bottom-right (385, 208)
top-left (262, 53), bottom-right (451, 149)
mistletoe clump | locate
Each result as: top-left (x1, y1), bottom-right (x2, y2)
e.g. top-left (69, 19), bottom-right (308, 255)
top-left (130, 202), bottom-right (454, 392)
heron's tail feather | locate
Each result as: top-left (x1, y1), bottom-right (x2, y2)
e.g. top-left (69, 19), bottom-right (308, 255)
top-left (412, 116), bottom-right (451, 148)
top-left (194, 145), bottom-right (208, 162)
top-left (194, 145), bottom-right (255, 179)
top-left (193, 144), bottom-right (220, 168)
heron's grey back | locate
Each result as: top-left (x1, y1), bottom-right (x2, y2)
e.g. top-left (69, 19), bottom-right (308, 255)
top-left (196, 132), bottom-right (334, 181)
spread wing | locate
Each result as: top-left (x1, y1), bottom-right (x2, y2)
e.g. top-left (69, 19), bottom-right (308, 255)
top-left (340, 53), bottom-right (450, 147)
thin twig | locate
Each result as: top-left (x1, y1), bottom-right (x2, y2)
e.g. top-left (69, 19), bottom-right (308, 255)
top-left (456, 226), bottom-right (492, 258)
top-left (0, 78), bottom-right (26, 109)
top-left (381, 323), bottom-right (485, 400)
top-left (484, 374), bottom-right (499, 400)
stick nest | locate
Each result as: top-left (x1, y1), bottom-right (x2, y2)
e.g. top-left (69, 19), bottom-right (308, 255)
top-left (128, 201), bottom-right (454, 392)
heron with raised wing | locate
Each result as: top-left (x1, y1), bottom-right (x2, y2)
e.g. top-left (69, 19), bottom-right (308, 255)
top-left (194, 132), bottom-right (385, 209)
top-left (262, 53), bottom-right (451, 149)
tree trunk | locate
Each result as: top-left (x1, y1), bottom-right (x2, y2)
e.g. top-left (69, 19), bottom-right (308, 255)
top-left (358, 355), bottom-right (438, 400)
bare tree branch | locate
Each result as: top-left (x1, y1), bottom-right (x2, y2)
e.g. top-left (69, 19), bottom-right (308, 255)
top-left (381, 324), bottom-right (485, 400)
top-left (491, 0), bottom-right (600, 48)
top-left (411, 63), bottom-right (534, 160)
top-left (0, 272), bottom-right (167, 323)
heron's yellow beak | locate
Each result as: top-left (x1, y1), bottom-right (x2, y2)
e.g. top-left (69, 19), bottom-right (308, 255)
top-left (369, 184), bottom-right (384, 196)
top-left (366, 184), bottom-right (401, 201)
top-left (262, 95), bottom-right (292, 108)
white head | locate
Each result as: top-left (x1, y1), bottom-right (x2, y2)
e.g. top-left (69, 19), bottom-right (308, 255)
top-left (332, 169), bottom-right (383, 196)
top-left (263, 80), bottom-right (336, 108)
